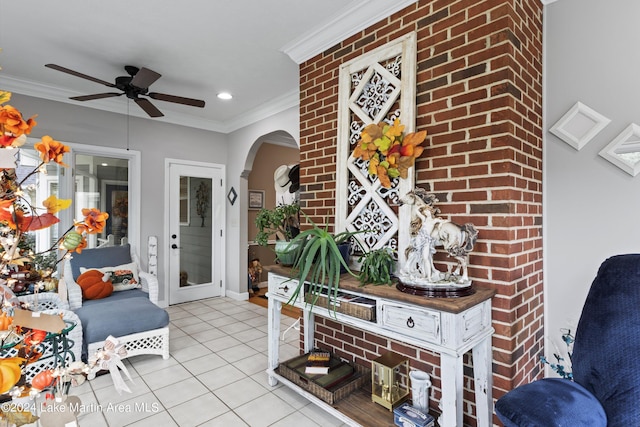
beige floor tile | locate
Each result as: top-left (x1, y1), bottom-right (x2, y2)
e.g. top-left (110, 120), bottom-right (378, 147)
top-left (139, 364), bottom-right (193, 390)
top-left (231, 310), bottom-right (264, 321)
top-left (170, 342), bottom-right (212, 363)
top-left (169, 335), bottom-right (199, 350)
top-left (154, 377), bottom-right (209, 408)
top-left (233, 327), bottom-right (267, 343)
top-left (170, 316), bottom-right (203, 328)
top-left (234, 393), bottom-right (296, 427)
top-left (197, 411), bottom-right (249, 426)
top-left (198, 365), bottom-right (247, 391)
top-left (188, 327), bottom-right (227, 343)
top-left (213, 377), bottom-right (269, 409)
top-left (202, 335), bottom-right (242, 352)
top-left (243, 315), bottom-right (269, 327)
top-left (245, 336), bottom-right (269, 352)
top-left (298, 402), bottom-right (345, 427)
top-left (195, 310), bottom-right (228, 321)
top-left (167, 393), bottom-right (228, 427)
top-left (129, 354), bottom-right (179, 376)
top-left (216, 343), bottom-right (258, 363)
top-left (178, 321), bottom-right (217, 335)
top-left (232, 352), bottom-right (268, 376)
top-left (269, 411), bottom-right (320, 427)
top-left (272, 385), bottom-right (314, 410)
top-left (168, 310), bottom-right (191, 321)
top-left (126, 410), bottom-right (179, 427)
top-left (181, 352), bottom-right (228, 376)
top-left (207, 316), bottom-right (238, 327)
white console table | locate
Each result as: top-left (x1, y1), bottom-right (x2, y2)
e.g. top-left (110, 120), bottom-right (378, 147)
top-left (265, 266), bottom-right (495, 427)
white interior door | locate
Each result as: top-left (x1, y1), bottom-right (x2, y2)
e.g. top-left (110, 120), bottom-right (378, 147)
top-left (168, 162), bottom-right (225, 304)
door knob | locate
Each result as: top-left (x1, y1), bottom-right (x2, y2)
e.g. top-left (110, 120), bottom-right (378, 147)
top-left (171, 244), bottom-right (178, 249)
top-left (171, 234), bottom-right (177, 239)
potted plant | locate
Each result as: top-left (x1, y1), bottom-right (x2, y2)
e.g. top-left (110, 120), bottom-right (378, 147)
top-left (286, 214), bottom-right (365, 312)
top-left (254, 203), bottom-right (301, 266)
top-left (357, 247), bottom-right (396, 286)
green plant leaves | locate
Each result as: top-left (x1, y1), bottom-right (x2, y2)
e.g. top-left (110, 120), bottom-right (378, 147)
top-left (358, 248), bottom-right (396, 286)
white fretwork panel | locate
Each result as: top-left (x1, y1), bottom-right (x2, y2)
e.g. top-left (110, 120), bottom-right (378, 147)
top-left (336, 32), bottom-right (417, 266)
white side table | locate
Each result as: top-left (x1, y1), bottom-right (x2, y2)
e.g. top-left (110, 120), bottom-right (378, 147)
top-left (265, 266), bottom-right (495, 427)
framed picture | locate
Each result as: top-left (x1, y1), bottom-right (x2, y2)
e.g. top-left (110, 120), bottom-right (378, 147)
top-left (248, 190), bottom-right (265, 210)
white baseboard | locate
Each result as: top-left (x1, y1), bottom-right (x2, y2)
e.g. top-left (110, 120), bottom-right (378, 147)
top-left (226, 289), bottom-right (249, 301)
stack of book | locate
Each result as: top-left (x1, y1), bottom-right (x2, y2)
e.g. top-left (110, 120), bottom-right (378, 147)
top-left (305, 350), bottom-right (331, 374)
top-left (302, 350), bottom-right (358, 390)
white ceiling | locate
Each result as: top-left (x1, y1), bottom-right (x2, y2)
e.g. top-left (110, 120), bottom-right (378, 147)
top-left (0, 0), bottom-right (415, 134)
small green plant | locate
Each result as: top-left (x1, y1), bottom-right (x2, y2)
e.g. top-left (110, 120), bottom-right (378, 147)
top-left (357, 247), bottom-right (396, 286)
top-left (254, 203), bottom-right (300, 246)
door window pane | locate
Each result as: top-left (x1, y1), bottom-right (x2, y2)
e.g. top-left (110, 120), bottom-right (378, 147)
top-left (179, 176), bottom-right (212, 286)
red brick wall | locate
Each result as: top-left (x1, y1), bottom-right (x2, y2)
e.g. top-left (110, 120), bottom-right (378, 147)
top-left (298, 1), bottom-right (543, 425)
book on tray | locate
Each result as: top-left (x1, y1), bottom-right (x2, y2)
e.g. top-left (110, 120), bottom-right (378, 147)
top-left (305, 349), bottom-right (331, 374)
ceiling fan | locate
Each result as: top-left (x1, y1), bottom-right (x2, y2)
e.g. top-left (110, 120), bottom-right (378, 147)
top-left (45, 64), bottom-right (206, 118)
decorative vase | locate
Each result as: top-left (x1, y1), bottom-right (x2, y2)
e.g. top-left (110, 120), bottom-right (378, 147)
top-left (338, 242), bottom-right (350, 275)
top-left (275, 240), bottom-right (301, 266)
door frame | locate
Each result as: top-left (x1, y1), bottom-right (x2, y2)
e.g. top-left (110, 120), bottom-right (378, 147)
top-left (164, 158), bottom-right (226, 304)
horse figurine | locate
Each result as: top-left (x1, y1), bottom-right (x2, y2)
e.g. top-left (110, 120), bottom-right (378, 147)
top-left (399, 188), bottom-right (478, 284)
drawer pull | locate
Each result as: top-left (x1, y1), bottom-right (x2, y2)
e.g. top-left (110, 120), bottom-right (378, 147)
top-left (407, 317), bottom-right (415, 328)
top-left (279, 285), bottom-right (289, 292)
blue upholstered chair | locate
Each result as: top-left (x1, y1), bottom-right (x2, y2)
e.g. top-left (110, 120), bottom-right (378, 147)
top-left (496, 254), bottom-right (640, 426)
top-left (63, 244), bottom-right (170, 367)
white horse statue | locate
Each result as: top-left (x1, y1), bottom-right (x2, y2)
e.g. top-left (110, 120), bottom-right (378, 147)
top-left (399, 188), bottom-right (478, 285)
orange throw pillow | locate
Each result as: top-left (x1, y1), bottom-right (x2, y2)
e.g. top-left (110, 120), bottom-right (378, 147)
top-left (77, 269), bottom-right (113, 300)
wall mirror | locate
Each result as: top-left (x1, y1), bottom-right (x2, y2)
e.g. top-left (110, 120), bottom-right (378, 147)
top-left (599, 123), bottom-right (640, 177)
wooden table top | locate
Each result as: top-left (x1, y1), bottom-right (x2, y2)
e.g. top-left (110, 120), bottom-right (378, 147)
top-left (264, 264), bottom-right (496, 314)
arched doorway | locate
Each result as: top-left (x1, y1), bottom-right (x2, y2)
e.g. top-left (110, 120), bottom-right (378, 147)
top-left (243, 131), bottom-right (299, 311)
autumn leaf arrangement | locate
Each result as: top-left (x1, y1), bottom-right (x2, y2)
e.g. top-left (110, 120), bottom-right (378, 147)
top-left (351, 118), bottom-right (427, 188)
top-left (0, 89), bottom-right (110, 286)
top-left (0, 87), bottom-right (113, 424)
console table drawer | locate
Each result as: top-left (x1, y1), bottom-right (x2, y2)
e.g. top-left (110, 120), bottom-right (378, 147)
top-left (269, 275), bottom-right (300, 302)
top-left (380, 303), bottom-right (441, 344)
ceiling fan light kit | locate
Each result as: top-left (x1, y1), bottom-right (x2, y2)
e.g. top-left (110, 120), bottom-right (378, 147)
top-left (45, 64), bottom-right (206, 118)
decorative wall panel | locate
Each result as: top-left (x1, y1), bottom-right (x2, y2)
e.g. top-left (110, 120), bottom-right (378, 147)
top-left (336, 32), bottom-right (417, 266)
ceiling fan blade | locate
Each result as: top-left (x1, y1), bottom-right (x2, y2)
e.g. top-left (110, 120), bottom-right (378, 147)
top-left (135, 98), bottom-right (164, 118)
top-left (148, 92), bottom-right (205, 108)
top-left (70, 92), bottom-right (122, 101)
top-left (130, 67), bottom-right (161, 89)
top-left (45, 64), bottom-right (116, 87)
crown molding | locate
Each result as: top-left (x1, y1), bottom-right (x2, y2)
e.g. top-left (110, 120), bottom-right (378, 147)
top-left (0, 74), bottom-right (299, 134)
top-left (281, 0), bottom-right (417, 64)
top-left (222, 90), bottom-right (300, 133)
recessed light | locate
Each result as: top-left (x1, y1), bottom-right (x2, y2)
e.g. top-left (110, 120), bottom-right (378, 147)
top-left (217, 92), bottom-right (233, 100)
top-left (101, 163), bottom-right (108, 167)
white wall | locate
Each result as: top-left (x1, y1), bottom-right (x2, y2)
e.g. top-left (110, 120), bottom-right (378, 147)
top-left (225, 107), bottom-right (299, 300)
top-left (9, 94), bottom-right (228, 304)
top-left (545, 0), bottom-right (640, 344)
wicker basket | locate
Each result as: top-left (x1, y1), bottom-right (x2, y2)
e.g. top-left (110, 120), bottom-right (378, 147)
top-left (305, 292), bottom-right (376, 322)
top-left (277, 353), bottom-right (370, 405)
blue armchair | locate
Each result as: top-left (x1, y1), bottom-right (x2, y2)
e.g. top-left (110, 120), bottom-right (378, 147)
top-left (496, 254), bottom-right (640, 426)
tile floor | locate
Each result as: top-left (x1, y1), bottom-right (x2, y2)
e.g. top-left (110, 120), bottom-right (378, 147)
top-left (65, 297), bottom-right (349, 426)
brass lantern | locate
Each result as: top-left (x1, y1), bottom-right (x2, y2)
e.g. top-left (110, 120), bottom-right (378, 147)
top-left (371, 351), bottom-right (410, 410)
